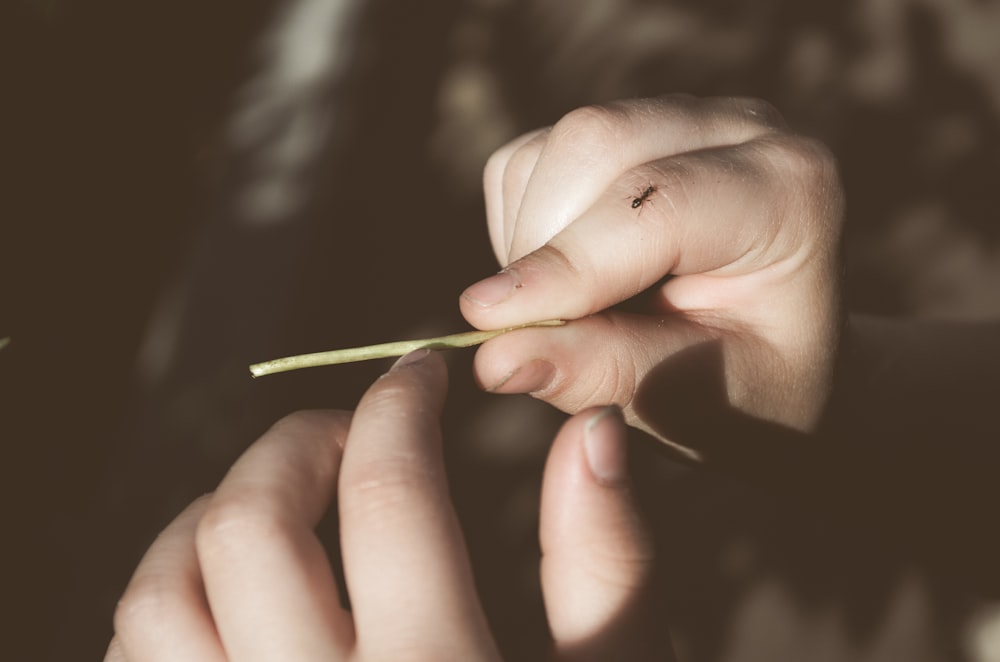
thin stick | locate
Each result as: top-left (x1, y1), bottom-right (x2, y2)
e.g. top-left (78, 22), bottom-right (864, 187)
top-left (249, 319), bottom-right (565, 378)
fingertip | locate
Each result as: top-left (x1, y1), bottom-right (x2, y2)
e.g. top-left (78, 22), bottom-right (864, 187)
top-left (382, 348), bottom-right (448, 387)
top-left (582, 405), bottom-right (628, 486)
top-left (460, 244), bottom-right (596, 331)
top-left (460, 269), bottom-right (520, 309)
top-left (389, 347), bottom-right (432, 371)
top-left (363, 350), bottom-right (450, 428)
top-left (540, 405), bottom-right (639, 543)
top-left (458, 279), bottom-right (513, 332)
top-left (540, 407), bottom-right (661, 659)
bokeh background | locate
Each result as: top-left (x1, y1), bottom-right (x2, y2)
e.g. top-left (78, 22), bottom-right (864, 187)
top-left (4, 0), bottom-right (999, 660)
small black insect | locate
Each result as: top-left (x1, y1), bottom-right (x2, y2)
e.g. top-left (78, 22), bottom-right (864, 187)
top-left (630, 184), bottom-right (656, 210)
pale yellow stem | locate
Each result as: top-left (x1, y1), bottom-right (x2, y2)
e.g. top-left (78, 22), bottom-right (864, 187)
top-left (249, 320), bottom-right (565, 377)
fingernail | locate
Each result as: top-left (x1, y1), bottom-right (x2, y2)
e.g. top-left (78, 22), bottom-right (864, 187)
top-left (461, 269), bottom-right (519, 307)
top-left (486, 359), bottom-right (555, 394)
top-left (391, 348), bottom-right (431, 371)
top-left (583, 405), bottom-right (628, 485)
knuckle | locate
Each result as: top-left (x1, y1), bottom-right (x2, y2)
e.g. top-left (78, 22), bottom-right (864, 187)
top-left (763, 134), bottom-right (843, 203)
top-left (196, 492), bottom-right (284, 557)
top-left (785, 135), bottom-right (839, 183)
top-left (340, 458), bottom-right (432, 518)
top-left (599, 359), bottom-right (637, 408)
top-left (550, 104), bottom-right (627, 154)
top-left (779, 135), bottom-right (838, 182)
top-left (526, 241), bottom-right (584, 283)
top-left (540, 359), bottom-right (630, 415)
top-left (756, 133), bottom-right (846, 245)
top-left (267, 409), bottom-right (349, 442)
top-left (113, 574), bottom-right (179, 642)
top-left (540, 317), bottom-right (640, 410)
top-left (730, 96), bottom-right (788, 129)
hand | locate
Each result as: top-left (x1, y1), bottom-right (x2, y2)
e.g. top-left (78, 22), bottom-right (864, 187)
top-left (460, 95), bottom-right (845, 460)
top-left (105, 350), bottom-right (670, 660)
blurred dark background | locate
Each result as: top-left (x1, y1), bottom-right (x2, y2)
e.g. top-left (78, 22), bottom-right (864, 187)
top-left (3, 0), bottom-right (999, 660)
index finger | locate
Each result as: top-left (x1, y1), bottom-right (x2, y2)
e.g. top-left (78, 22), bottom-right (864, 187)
top-left (337, 350), bottom-right (499, 659)
top-left (195, 410), bottom-right (355, 660)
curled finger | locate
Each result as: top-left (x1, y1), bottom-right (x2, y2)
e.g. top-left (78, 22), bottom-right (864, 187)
top-left (111, 496), bottom-right (226, 662)
top-left (196, 410), bottom-right (354, 661)
top-left (473, 309), bottom-right (830, 458)
top-left (502, 95), bottom-right (788, 263)
top-left (462, 133), bottom-right (843, 336)
top-left (484, 128), bottom-right (548, 265)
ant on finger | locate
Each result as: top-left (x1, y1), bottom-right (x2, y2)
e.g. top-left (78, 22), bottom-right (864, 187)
top-left (629, 184), bottom-right (656, 213)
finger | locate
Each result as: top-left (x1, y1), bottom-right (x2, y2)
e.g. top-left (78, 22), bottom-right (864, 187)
top-left (338, 350), bottom-right (499, 659)
top-left (472, 312), bottom-right (708, 458)
top-left (473, 309), bottom-right (831, 453)
top-left (112, 496), bottom-right (227, 662)
top-left (461, 133), bottom-right (842, 331)
top-left (540, 407), bottom-right (672, 661)
top-left (196, 410), bottom-right (354, 661)
top-left (483, 128), bottom-right (548, 264)
top-left (503, 95), bottom-right (786, 263)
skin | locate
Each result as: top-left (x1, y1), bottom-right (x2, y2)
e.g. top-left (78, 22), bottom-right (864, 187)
top-left (461, 94), bottom-right (1000, 591)
top-left (105, 350), bottom-right (672, 660)
top-left (461, 95), bottom-right (846, 461)
top-left (106, 92), bottom-right (1000, 660)
top-left (107, 94), bottom-right (851, 659)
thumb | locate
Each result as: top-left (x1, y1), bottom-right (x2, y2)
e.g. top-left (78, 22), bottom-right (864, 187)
top-left (539, 406), bottom-right (674, 661)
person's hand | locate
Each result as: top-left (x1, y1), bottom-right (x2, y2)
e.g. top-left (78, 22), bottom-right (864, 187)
top-left (460, 95), bottom-right (845, 460)
top-left (105, 350), bottom-right (670, 660)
